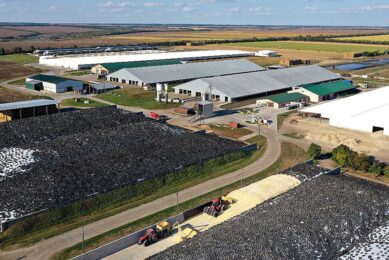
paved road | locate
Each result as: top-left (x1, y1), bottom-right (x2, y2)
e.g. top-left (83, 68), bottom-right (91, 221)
top-left (0, 113), bottom-right (281, 260)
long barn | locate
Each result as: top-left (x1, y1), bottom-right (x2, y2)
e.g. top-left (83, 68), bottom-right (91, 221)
top-left (174, 65), bottom-right (342, 102)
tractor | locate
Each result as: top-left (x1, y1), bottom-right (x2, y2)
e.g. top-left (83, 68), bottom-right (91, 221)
top-left (138, 221), bottom-right (172, 246)
top-left (203, 196), bottom-right (233, 217)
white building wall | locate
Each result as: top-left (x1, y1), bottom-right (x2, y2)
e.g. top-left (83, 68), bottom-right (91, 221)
top-left (290, 88), bottom-right (320, 102)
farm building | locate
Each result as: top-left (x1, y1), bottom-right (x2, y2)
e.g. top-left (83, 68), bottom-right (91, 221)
top-left (88, 82), bottom-right (119, 94)
top-left (290, 80), bottom-right (355, 102)
top-left (257, 92), bottom-right (309, 108)
top-left (256, 50), bottom-right (278, 57)
top-left (300, 86), bottom-right (389, 136)
top-left (39, 50), bottom-right (255, 69)
top-left (26, 74), bottom-right (83, 93)
top-left (106, 59), bottom-right (264, 87)
top-left (174, 65), bottom-right (342, 103)
top-left (0, 99), bottom-right (58, 122)
top-left (91, 60), bottom-right (182, 75)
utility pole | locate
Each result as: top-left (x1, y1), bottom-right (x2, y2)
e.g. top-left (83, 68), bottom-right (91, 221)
top-left (82, 225), bottom-right (85, 253)
top-left (176, 192), bottom-right (179, 214)
top-left (241, 169), bottom-right (244, 187)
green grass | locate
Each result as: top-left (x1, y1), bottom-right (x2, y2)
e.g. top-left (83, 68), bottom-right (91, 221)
top-left (52, 141), bottom-right (307, 260)
top-left (0, 54), bottom-right (38, 64)
top-left (64, 70), bottom-right (91, 76)
top-left (337, 35), bottom-right (389, 43)
top-left (208, 124), bottom-right (253, 139)
top-left (8, 78), bottom-right (26, 85)
top-left (97, 88), bottom-right (180, 110)
top-left (277, 110), bottom-right (297, 130)
top-left (283, 132), bottom-right (305, 139)
top-left (0, 144), bottom-right (266, 250)
top-left (61, 98), bottom-right (108, 108)
top-left (225, 41), bottom-right (389, 53)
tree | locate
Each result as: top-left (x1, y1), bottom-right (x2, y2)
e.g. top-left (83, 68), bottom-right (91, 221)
top-left (352, 153), bottom-right (373, 172)
top-left (332, 145), bottom-right (356, 167)
top-left (384, 167), bottom-right (389, 177)
top-left (369, 161), bottom-right (385, 176)
top-left (308, 143), bottom-right (321, 160)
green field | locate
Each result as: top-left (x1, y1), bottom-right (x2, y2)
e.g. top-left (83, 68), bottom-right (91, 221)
top-left (225, 41), bottom-right (389, 53)
top-left (61, 98), bottom-right (108, 108)
top-left (0, 54), bottom-right (39, 64)
top-left (338, 35), bottom-right (389, 43)
top-left (97, 88), bottom-right (180, 110)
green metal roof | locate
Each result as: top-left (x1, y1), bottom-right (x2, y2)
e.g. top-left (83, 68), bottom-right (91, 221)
top-left (302, 80), bottom-right (355, 96)
top-left (28, 74), bottom-right (73, 84)
top-left (266, 92), bottom-right (308, 104)
top-left (100, 59), bottom-right (182, 72)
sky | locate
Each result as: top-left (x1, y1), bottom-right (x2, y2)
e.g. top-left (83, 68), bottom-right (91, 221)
top-left (0, 0), bottom-right (389, 26)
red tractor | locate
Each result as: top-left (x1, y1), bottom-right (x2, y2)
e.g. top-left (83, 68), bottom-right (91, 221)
top-left (138, 229), bottom-right (158, 247)
top-left (203, 196), bottom-right (233, 217)
top-left (137, 221), bottom-right (172, 247)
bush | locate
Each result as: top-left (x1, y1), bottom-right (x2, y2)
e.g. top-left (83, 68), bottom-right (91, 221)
top-left (384, 167), bottom-right (389, 177)
top-left (332, 145), bottom-right (357, 167)
top-left (308, 143), bottom-right (321, 159)
top-left (352, 153), bottom-right (373, 172)
top-left (368, 161), bottom-right (385, 176)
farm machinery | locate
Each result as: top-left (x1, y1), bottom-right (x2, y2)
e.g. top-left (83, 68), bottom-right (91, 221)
top-left (203, 196), bottom-right (233, 217)
top-left (138, 221), bottom-right (172, 246)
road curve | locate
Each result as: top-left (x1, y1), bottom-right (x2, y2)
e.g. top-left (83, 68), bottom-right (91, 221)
top-left (0, 128), bottom-right (280, 260)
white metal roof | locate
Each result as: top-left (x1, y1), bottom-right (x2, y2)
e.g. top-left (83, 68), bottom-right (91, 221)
top-left (108, 59), bottom-right (264, 84)
top-left (39, 50), bottom-right (255, 69)
top-left (0, 99), bottom-right (58, 111)
top-left (174, 65), bottom-right (340, 99)
top-left (262, 65), bottom-right (341, 87)
top-left (300, 86), bottom-right (389, 135)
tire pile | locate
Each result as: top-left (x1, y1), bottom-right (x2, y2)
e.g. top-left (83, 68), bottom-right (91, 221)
top-left (0, 107), bottom-right (242, 222)
top-left (281, 163), bottom-right (331, 181)
top-left (151, 170), bottom-right (389, 260)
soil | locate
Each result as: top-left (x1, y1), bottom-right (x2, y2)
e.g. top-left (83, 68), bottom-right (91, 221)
top-left (282, 113), bottom-right (389, 162)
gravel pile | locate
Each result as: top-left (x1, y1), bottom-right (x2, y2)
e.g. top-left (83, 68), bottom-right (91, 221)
top-left (152, 174), bottom-right (389, 260)
top-left (0, 107), bottom-right (243, 222)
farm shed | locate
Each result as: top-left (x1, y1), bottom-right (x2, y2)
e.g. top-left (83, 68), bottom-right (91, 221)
top-left (257, 92), bottom-right (309, 108)
top-left (91, 60), bottom-right (182, 75)
top-left (300, 86), bottom-right (389, 135)
top-left (39, 50), bottom-right (255, 69)
top-left (174, 65), bottom-right (341, 103)
top-left (106, 59), bottom-right (264, 87)
top-left (291, 80), bottom-right (356, 102)
top-left (26, 74), bottom-right (83, 93)
top-left (0, 99), bottom-right (58, 122)
top-left (88, 82), bottom-right (119, 94)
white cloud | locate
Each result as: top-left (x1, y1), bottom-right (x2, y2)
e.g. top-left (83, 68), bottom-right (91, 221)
top-left (248, 6), bottom-right (272, 15)
top-left (144, 2), bottom-right (163, 7)
top-left (229, 7), bottom-right (241, 12)
top-left (98, 1), bottom-right (131, 12)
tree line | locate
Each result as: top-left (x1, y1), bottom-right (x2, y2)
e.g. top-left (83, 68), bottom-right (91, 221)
top-left (308, 143), bottom-right (389, 177)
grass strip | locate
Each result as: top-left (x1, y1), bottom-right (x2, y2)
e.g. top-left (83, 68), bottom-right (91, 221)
top-left (97, 88), bottom-right (180, 110)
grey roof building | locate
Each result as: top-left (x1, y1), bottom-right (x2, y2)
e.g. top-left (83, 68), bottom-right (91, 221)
top-left (106, 59), bottom-right (264, 87)
top-left (174, 65), bottom-right (342, 102)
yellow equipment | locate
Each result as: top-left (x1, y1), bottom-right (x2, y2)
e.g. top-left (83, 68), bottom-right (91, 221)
top-left (156, 221), bottom-right (172, 238)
